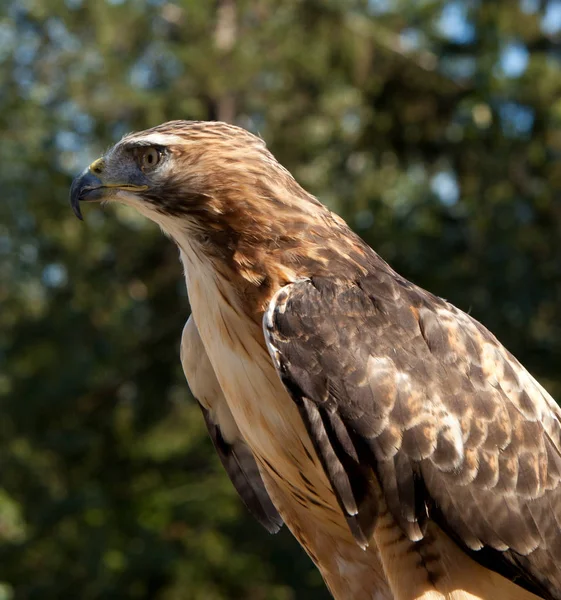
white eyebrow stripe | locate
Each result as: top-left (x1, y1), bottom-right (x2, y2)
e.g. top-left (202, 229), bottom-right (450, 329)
top-left (121, 132), bottom-right (187, 147)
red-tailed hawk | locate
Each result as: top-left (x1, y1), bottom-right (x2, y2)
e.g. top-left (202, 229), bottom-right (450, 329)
top-left (70, 120), bottom-right (561, 600)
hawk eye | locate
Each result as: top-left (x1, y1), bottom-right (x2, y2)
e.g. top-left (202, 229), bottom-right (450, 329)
top-left (137, 147), bottom-right (162, 172)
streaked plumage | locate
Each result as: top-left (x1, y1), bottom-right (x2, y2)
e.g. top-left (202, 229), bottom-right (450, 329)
top-left (70, 120), bottom-right (561, 600)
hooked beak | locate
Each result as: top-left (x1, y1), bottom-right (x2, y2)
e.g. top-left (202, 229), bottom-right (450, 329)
top-left (69, 158), bottom-right (148, 220)
top-left (69, 167), bottom-right (104, 220)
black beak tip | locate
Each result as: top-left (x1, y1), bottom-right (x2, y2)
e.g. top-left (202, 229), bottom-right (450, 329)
top-left (70, 172), bottom-right (85, 221)
top-left (70, 168), bottom-right (102, 221)
top-left (71, 201), bottom-right (84, 221)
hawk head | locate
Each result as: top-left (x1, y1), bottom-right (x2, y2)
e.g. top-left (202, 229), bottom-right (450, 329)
top-left (70, 120), bottom-right (369, 296)
top-left (70, 120), bottom-right (322, 226)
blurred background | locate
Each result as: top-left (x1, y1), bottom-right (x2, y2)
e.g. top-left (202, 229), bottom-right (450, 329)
top-left (1, 0), bottom-right (560, 598)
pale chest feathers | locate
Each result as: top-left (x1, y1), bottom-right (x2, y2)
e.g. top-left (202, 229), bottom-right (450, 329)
top-left (178, 247), bottom-right (327, 491)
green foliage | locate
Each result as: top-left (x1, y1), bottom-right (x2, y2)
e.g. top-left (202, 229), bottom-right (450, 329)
top-left (0, 0), bottom-right (560, 597)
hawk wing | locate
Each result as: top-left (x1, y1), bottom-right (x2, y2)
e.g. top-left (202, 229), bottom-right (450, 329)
top-left (181, 316), bottom-right (283, 534)
top-left (263, 275), bottom-right (561, 599)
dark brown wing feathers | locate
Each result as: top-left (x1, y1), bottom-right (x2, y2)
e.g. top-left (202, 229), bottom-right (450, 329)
top-left (198, 404), bottom-right (283, 534)
top-left (264, 274), bottom-right (561, 600)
